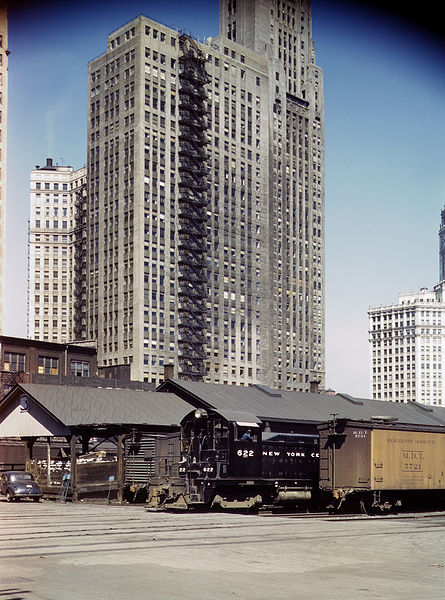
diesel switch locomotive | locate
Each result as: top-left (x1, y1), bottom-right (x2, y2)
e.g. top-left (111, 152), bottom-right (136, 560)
top-left (148, 407), bottom-right (319, 510)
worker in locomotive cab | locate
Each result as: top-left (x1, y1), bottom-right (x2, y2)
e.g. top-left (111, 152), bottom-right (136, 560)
top-left (241, 429), bottom-right (254, 441)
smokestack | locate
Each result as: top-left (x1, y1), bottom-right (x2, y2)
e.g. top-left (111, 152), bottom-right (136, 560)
top-left (46, 158), bottom-right (53, 167)
top-left (163, 363), bottom-right (175, 381)
top-left (310, 380), bottom-right (320, 394)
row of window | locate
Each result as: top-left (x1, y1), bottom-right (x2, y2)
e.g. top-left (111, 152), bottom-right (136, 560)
top-left (34, 220), bottom-right (69, 229)
top-left (33, 182), bottom-right (69, 191)
top-left (3, 352), bottom-right (90, 377)
top-left (32, 234), bottom-right (69, 243)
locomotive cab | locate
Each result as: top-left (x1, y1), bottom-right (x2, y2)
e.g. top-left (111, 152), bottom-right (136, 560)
top-left (180, 408), bottom-right (262, 483)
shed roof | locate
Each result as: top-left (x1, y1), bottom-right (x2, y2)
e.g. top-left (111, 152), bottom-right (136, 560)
top-left (3, 384), bottom-right (192, 429)
top-left (424, 404), bottom-right (445, 422)
top-left (160, 380), bottom-right (445, 427)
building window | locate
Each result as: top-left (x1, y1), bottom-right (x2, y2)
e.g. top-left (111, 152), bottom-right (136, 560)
top-left (38, 356), bottom-right (59, 375)
top-left (70, 360), bottom-right (90, 377)
top-left (3, 352), bottom-right (25, 372)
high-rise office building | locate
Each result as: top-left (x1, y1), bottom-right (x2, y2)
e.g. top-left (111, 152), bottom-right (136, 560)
top-left (28, 159), bottom-right (87, 343)
top-left (369, 208), bottom-right (445, 406)
top-left (369, 286), bottom-right (445, 405)
top-left (0, 3), bottom-right (7, 333)
top-left (87, 0), bottom-right (324, 388)
top-left (439, 206), bottom-right (445, 283)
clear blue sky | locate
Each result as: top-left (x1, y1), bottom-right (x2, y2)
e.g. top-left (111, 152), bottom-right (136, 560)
top-left (5, 1), bottom-right (445, 397)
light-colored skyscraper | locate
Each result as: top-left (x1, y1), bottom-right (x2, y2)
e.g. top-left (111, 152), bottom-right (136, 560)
top-left (0, 3), bottom-right (7, 334)
top-left (28, 159), bottom-right (87, 342)
top-left (369, 286), bottom-right (445, 405)
top-left (87, 0), bottom-right (324, 388)
top-left (369, 208), bottom-right (445, 405)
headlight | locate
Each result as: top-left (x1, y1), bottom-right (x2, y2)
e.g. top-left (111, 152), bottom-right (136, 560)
top-left (194, 408), bottom-right (208, 419)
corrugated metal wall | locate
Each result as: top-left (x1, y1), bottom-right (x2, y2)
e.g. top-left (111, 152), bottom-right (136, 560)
top-left (125, 433), bottom-right (157, 485)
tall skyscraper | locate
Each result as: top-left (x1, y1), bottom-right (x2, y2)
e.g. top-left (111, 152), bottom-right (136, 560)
top-left (439, 206), bottom-right (445, 282)
top-left (0, 3), bottom-right (7, 333)
top-left (87, 0), bottom-right (324, 389)
top-left (28, 159), bottom-right (87, 343)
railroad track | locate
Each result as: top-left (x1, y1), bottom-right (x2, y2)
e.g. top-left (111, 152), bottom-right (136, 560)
top-left (259, 508), bottom-right (445, 520)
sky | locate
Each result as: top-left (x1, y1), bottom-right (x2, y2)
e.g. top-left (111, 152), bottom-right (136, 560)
top-left (4, 0), bottom-right (445, 397)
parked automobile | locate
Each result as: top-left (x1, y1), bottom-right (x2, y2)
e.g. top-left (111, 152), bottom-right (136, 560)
top-left (0, 471), bottom-right (43, 502)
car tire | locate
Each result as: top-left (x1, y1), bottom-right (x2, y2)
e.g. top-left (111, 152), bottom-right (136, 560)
top-left (33, 497), bottom-right (40, 502)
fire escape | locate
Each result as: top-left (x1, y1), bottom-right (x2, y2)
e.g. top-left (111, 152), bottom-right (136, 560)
top-left (177, 35), bottom-right (210, 381)
top-left (72, 181), bottom-right (88, 341)
top-left (0, 370), bottom-right (24, 399)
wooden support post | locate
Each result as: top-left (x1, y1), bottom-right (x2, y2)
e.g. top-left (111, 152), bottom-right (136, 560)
top-left (70, 435), bottom-right (78, 501)
top-left (117, 434), bottom-right (124, 504)
top-left (81, 435), bottom-right (90, 455)
top-left (22, 437), bottom-right (36, 473)
top-left (46, 437), bottom-right (51, 487)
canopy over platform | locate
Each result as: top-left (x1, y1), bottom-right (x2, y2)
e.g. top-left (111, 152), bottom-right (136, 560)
top-left (0, 383), bottom-right (193, 438)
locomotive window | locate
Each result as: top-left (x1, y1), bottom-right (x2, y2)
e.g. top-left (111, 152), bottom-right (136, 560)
top-left (214, 421), bottom-right (228, 448)
top-left (236, 427), bottom-right (258, 442)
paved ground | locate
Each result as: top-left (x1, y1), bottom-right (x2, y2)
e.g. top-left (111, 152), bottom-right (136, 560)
top-left (0, 499), bottom-right (444, 600)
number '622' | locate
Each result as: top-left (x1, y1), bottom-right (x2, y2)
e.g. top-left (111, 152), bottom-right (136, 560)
top-left (237, 449), bottom-right (254, 458)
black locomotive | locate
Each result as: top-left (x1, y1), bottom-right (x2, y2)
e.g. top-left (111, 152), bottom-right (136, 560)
top-left (148, 407), bottom-right (319, 510)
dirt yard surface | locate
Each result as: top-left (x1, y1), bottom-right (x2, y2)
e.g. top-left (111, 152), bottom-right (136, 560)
top-left (0, 500), bottom-right (444, 599)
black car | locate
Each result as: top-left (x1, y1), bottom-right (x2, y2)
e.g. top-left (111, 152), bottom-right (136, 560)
top-left (0, 471), bottom-right (43, 502)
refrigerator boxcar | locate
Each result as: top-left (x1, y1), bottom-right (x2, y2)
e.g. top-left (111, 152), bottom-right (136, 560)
top-left (319, 419), bottom-right (445, 513)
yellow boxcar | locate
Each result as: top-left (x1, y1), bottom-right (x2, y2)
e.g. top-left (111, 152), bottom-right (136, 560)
top-left (371, 429), bottom-right (445, 491)
top-left (318, 420), bottom-right (445, 513)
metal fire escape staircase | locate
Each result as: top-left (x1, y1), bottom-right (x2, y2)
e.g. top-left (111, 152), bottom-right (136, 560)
top-left (72, 182), bottom-right (88, 341)
top-left (177, 35), bottom-right (210, 381)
